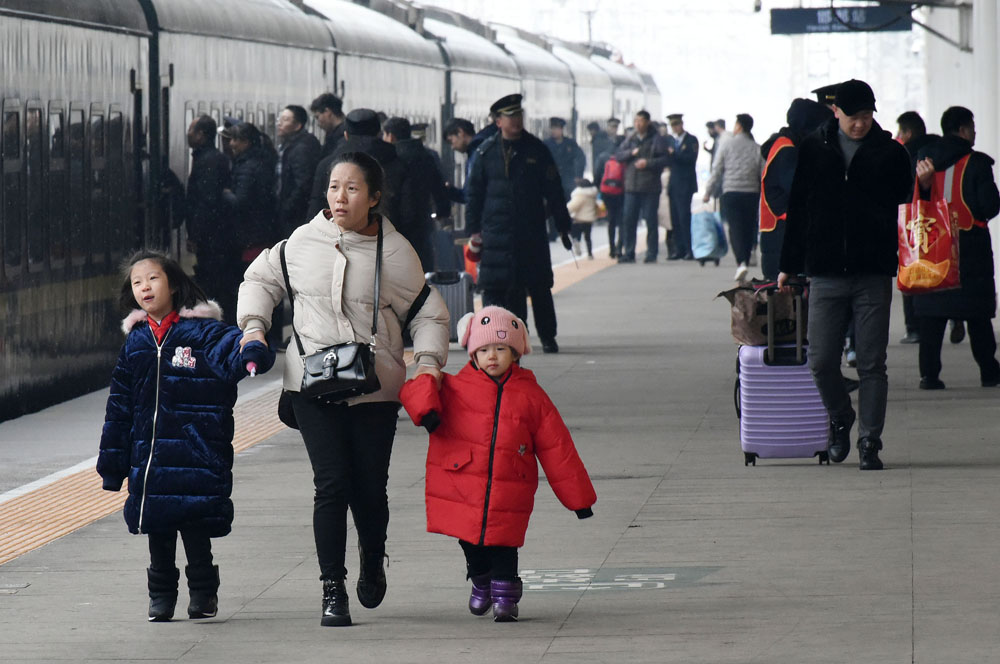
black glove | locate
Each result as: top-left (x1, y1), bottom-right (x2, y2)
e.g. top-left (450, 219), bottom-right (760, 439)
top-left (561, 233), bottom-right (573, 250)
top-left (421, 410), bottom-right (441, 434)
top-left (575, 507), bottom-right (594, 519)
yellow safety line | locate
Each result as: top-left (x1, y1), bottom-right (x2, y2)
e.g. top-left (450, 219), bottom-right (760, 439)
top-left (0, 251), bottom-right (615, 567)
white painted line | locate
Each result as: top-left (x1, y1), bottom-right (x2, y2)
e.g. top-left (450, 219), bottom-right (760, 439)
top-left (0, 456), bottom-right (99, 506)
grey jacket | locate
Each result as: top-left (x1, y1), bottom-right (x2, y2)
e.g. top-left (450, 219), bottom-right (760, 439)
top-left (237, 213), bottom-right (450, 403)
top-left (705, 132), bottom-right (763, 195)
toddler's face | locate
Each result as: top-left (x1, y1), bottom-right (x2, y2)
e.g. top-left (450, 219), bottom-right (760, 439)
top-left (475, 344), bottom-right (515, 377)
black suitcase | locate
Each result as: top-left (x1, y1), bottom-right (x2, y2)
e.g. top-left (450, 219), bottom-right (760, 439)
top-left (426, 271), bottom-right (475, 342)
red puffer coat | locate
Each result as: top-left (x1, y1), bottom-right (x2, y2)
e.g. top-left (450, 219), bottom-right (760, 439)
top-left (399, 363), bottom-right (596, 547)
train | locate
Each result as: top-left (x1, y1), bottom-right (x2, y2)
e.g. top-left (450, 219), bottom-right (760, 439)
top-left (0, 0), bottom-right (662, 422)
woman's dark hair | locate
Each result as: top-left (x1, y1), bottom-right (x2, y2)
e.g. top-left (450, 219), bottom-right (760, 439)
top-left (229, 121), bottom-right (263, 146)
top-left (330, 151), bottom-right (386, 218)
top-left (118, 249), bottom-right (207, 314)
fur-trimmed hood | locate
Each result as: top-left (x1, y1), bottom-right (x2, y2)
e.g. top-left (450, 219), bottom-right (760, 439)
top-left (121, 300), bottom-right (224, 334)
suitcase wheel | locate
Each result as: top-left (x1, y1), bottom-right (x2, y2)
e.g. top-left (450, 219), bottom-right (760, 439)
top-left (744, 452), bottom-right (757, 466)
top-left (699, 259), bottom-right (706, 267)
top-left (817, 451), bottom-right (830, 465)
top-left (714, 259), bottom-right (720, 266)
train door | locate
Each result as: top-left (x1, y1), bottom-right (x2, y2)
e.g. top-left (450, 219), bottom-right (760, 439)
top-left (25, 102), bottom-right (44, 273)
top-left (47, 102), bottom-right (67, 270)
top-left (89, 104), bottom-right (107, 267)
top-left (2, 99), bottom-right (23, 283)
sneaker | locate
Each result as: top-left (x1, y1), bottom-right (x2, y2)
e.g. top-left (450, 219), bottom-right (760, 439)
top-left (950, 320), bottom-right (965, 344)
top-left (900, 331), bottom-right (920, 344)
top-left (733, 264), bottom-right (749, 282)
top-left (858, 437), bottom-right (884, 471)
top-left (827, 413), bottom-right (855, 463)
top-left (919, 377), bottom-right (946, 390)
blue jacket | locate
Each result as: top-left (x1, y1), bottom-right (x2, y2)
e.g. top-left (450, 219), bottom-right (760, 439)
top-left (97, 301), bottom-right (274, 537)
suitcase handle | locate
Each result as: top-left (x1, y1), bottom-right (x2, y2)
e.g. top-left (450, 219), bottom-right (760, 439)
top-left (766, 289), bottom-right (805, 365)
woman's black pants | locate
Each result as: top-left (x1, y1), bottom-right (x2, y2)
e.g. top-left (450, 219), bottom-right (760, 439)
top-left (291, 395), bottom-right (399, 581)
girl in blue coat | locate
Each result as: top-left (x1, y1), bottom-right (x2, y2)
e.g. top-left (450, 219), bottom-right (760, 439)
top-left (98, 250), bottom-right (273, 622)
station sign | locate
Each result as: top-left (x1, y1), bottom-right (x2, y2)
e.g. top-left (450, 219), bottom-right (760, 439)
top-left (771, 6), bottom-right (913, 34)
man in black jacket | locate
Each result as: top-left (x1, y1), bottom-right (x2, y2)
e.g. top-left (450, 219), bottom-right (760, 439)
top-left (466, 94), bottom-right (573, 353)
top-left (778, 79), bottom-right (911, 471)
top-left (276, 105), bottom-right (321, 237)
top-left (310, 93), bottom-right (346, 159)
top-left (184, 115), bottom-right (232, 317)
top-left (913, 106), bottom-right (1000, 391)
top-left (382, 116), bottom-right (451, 272)
top-left (614, 110), bottom-right (671, 263)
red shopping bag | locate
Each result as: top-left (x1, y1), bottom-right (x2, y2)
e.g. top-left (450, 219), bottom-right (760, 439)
top-left (897, 180), bottom-right (960, 294)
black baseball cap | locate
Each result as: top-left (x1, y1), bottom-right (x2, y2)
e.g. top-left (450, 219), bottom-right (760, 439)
top-left (834, 79), bottom-right (877, 116)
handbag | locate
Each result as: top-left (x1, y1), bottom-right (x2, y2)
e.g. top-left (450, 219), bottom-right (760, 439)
top-left (280, 222), bottom-right (383, 405)
top-left (897, 179), bottom-right (960, 294)
top-left (717, 279), bottom-right (808, 347)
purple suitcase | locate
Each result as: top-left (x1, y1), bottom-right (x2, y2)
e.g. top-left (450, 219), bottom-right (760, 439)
top-left (736, 289), bottom-right (830, 466)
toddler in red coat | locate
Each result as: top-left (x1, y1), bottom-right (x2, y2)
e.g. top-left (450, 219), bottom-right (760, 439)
top-left (399, 305), bottom-right (596, 622)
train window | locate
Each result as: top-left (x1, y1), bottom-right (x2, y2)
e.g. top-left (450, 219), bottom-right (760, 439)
top-left (210, 108), bottom-right (221, 148)
top-left (233, 104), bottom-right (243, 121)
top-left (184, 105), bottom-right (195, 174)
top-left (108, 111), bottom-right (124, 261)
top-left (68, 109), bottom-right (86, 265)
top-left (48, 106), bottom-right (67, 266)
top-left (2, 106), bottom-right (22, 274)
top-left (25, 107), bottom-right (44, 271)
top-left (257, 108), bottom-right (265, 130)
top-left (90, 110), bottom-right (106, 264)
top-left (2, 111), bottom-right (18, 159)
top-left (267, 104), bottom-right (276, 142)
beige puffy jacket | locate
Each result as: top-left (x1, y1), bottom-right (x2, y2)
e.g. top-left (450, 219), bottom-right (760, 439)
top-left (566, 186), bottom-right (599, 222)
top-left (237, 212), bottom-right (450, 404)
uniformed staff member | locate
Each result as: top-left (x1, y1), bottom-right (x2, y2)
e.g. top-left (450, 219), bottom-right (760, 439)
top-left (465, 94), bottom-right (573, 354)
top-left (665, 113), bottom-right (699, 260)
top-left (544, 117), bottom-right (586, 201)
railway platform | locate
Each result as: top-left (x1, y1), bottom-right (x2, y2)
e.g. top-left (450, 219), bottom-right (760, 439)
top-left (2, 238), bottom-right (999, 663)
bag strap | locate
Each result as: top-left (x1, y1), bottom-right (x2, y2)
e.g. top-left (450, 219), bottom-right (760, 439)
top-left (403, 283), bottom-right (431, 331)
top-left (279, 220), bottom-right (384, 356)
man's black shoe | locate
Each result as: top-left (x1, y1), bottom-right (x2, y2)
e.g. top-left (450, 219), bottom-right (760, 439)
top-left (827, 415), bottom-right (854, 463)
top-left (919, 377), bottom-right (946, 390)
top-left (541, 338), bottom-right (559, 354)
top-left (900, 331), bottom-right (920, 344)
top-left (666, 252), bottom-right (682, 261)
top-left (950, 319), bottom-right (965, 344)
top-left (617, 255), bottom-right (635, 264)
top-left (858, 437), bottom-right (884, 471)
top-left (982, 377), bottom-right (1000, 387)
top-left (682, 254), bottom-right (695, 260)
top-left (643, 255), bottom-right (657, 264)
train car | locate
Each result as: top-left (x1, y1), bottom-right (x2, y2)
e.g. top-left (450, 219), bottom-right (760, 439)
top-left (638, 70), bottom-right (663, 120)
top-left (589, 46), bottom-right (645, 125)
top-left (1, 0), bottom-right (150, 421)
top-left (306, 0), bottom-right (445, 144)
top-left (549, 40), bottom-right (614, 177)
top-left (490, 24), bottom-right (574, 140)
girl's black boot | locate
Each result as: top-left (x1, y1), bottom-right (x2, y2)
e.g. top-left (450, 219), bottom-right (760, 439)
top-left (147, 567), bottom-right (179, 622)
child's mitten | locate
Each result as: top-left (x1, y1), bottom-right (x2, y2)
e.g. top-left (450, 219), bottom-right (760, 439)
top-left (241, 340), bottom-right (276, 375)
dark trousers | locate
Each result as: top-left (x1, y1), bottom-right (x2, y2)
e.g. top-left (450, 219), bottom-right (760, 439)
top-left (290, 396), bottom-right (399, 581)
top-left (722, 191), bottom-right (759, 265)
top-left (570, 222), bottom-right (593, 255)
top-left (483, 284), bottom-right (557, 342)
top-left (759, 221), bottom-right (785, 281)
top-left (918, 316), bottom-right (1000, 383)
top-left (604, 194), bottom-right (624, 254)
top-left (148, 529), bottom-right (213, 572)
top-left (668, 188), bottom-right (694, 258)
top-left (621, 191), bottom-right (660, 259)
top-left (902, 294), bottom-right (919, 334)
top-left (807, 275), bottom-right (892, 441)
top-left (197, 249), bottom-right (240, 325)
top-left (459, 540), bottom-right (518, 581)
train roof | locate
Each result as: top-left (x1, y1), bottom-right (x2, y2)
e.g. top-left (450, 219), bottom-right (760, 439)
top-left (150, 0), bottom-right (330, 49)
top-left (0, 0), bottom-right (149, 35)
top-left (306, 0), bottom-right (443, 66)
top-left (549, 41), bottom-right (612, 90)
top-left (491, 24), bottom-right (570, 83)
top-left (589, 52), bottom-right (644, 91)
top-left (637, 70), bottom-right (660, 93)
top-left (421, 10), bottom-right (519, 78)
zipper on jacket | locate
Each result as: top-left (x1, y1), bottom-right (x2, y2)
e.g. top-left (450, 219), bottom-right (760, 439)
top-left (478, 372), bottom-right (511, 545)
top-left (138, 327), bottom-right (169, 533)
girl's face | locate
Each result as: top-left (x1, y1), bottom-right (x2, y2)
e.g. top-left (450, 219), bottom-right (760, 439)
top-left (474, 344), bottom-right (515, 377)
top-left (130, 259), bottom-right (174, 321)
top-left (230, 136), bottom-right (250, 157)
top-left (327, 162), bottom-right (379, 233)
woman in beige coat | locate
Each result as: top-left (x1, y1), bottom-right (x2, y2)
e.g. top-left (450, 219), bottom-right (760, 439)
top-left (237, 151), bottom-right (449, 627)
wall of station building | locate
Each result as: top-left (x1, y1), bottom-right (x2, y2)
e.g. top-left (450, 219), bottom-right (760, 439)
top-left (923, 1), bottom-right (1000, 288)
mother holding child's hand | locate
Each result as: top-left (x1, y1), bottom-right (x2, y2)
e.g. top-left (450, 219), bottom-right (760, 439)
top-left (236, 151), bottom-right (450, 627)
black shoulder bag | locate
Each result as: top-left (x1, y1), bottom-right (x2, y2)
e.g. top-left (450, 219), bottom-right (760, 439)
top-left (281, 223), bottom-right (383, 404)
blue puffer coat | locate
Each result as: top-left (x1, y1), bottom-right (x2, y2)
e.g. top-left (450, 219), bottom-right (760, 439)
top-left (97, 301), bottom-right (274, 536)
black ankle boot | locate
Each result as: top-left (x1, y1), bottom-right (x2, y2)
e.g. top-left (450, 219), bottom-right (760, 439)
top-left (321, 578), bottom-right (352, 626)
top-left (147, 567), bottom-right (179, 622)
top-left (827, 413), bottom-right (855, 464)
top-left (185, 564), bottom-right (219, 619)
top-left (858, 436), bottom-right (884, 471)
top-left (356, 543), bottom-right (387, 609)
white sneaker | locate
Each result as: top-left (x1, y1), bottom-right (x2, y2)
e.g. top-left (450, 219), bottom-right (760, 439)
top-left (734, 263), bottom-right (749, 282)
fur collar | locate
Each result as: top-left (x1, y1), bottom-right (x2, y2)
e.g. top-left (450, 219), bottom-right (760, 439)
top-left (121, 300), bottom-right (223, 334)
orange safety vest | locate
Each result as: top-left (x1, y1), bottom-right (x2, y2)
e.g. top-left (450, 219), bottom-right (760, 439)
top-left (759, 136), bottom-right (794, 233)
top-left (935, 154), bottom-right (987, 230)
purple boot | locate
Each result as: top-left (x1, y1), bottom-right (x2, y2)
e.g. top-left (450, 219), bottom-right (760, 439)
top-left (468, 574), bottom-right (492, 616)
top-left (490, 578), bottom-right (522, 622)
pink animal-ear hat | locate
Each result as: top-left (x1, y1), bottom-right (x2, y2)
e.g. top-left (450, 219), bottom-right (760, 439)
top-left (457, 306), bottom-right (532, 359)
